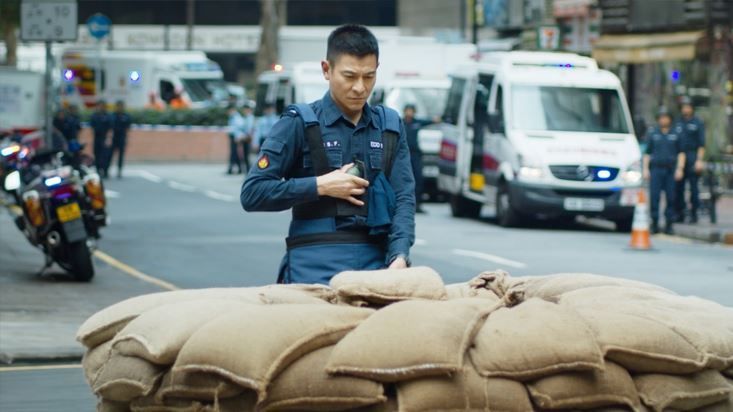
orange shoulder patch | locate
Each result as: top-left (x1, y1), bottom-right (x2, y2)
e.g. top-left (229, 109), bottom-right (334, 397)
top-left (257, 154), bottom-right (270, 169)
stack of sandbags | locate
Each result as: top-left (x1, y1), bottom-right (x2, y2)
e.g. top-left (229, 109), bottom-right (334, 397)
top-left (79, 268), bottom-right (733, 411)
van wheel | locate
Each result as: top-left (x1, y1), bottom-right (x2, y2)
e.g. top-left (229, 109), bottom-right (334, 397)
top-left (450, 195), bottom-right (482, 218)
top-left (496, 183), bottom-right (521, 227)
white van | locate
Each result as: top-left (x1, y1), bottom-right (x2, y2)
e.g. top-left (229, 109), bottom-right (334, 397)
top-left (437, 52), bottom-right (643, 230)
top-left (254, 62), bottom-right (328, 115)
top-left (60, 49), bottom-right (228, 109)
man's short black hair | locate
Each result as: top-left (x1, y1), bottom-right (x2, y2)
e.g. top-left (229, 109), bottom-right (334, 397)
top-left (326, 24), bottom-right (379, 65)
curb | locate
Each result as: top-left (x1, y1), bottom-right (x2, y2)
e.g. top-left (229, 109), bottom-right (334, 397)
top-left (673, 226), bottom-right (733, 245)
top-left (1, 352), bottom-right (83, 366)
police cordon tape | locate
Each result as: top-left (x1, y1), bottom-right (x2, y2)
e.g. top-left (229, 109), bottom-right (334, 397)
top-left (79, 268), bottom-right (733, 411)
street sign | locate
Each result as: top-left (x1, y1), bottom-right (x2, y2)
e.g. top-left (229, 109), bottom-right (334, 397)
top-left (20, 0), bottom-right (78, 42)
top-left (87, 13), bottom-right (111, 40)
top-left (537, 25), bottom-right (561, 50)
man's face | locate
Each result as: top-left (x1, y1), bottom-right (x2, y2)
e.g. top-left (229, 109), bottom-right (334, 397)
top-left (682, 104), bottom-right (694, 117)
top-left (322, 53), bottom-right (378, 118)
top-left (403, 107), bottom-right (415, 119)
top-left (658, 114), bottom-right (671, 129)
top-left (116, 103), bottom-right (124, 112)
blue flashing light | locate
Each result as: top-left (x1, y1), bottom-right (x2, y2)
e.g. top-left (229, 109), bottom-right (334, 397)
top-left (129, 71), bottom-right (141, 82)
top-left (671, 70), bottom-right (680, 82)
top-left (63, 69), bottom-right (74, 82)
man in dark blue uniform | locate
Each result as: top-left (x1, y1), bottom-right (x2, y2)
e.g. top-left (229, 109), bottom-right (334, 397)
top-left (90, 100), bottom-right (112, 178)
top-left (403, 104), bottom-right (434, 213)
top-left (109, 100), bottom-right (132, 178)
top-left (241, 24), bottom-right (415, 285)
top-left (643, 107), bottom-right (686, 235)
top-left (674, 96), bottom-right (705, 223)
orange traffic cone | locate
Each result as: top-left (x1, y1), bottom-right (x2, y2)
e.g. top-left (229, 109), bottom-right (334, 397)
top-left (629, 190), bottom-right (653, 250)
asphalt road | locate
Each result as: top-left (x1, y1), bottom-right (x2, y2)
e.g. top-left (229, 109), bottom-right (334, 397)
top-left (1, 163), bottom-right (731, 411)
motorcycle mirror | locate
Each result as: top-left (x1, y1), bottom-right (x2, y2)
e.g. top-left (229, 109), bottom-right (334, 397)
top-left (4, 170), bottom-right (20, 191)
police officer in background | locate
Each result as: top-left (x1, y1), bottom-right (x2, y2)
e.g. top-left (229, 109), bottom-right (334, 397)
top-left (674, 96), bottom-right (705, 223)
top-left (643, 107), bottom-right (686, 235)
top-left (109, 100), bottom-right (132, 178)
top-left (241, 24), bottom-right (415, 285)
top-left (403, 104), bottom-right (431, 213)
top-left (90, 100), bottom-right (112, 178)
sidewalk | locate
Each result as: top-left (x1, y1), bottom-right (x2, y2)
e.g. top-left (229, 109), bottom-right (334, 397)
top-left (0, 207), bottom-right (163, 364)
top-left (673, 196), bottom-right (733, 244)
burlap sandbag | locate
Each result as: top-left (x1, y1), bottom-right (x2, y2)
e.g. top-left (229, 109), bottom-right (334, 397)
top-left (511, 273), bottom-right (673, 300)
top-left (130, 392), bottom-right (257, 412)
top-left (259, 284), bottom-right (337, 304)
top-left (112, 299), bottom-right (255, 365)
top-left (173, 304), bottom-right (373, 400)
top-left (156, 370), bottom-right (244, 402)
top-left (93, 351), bottom-right (165, 402)
top-left (470, 298), bottom-right (603, 380)
top-left (634, 370), bottom-right (732, 412)
top-left (561, 286), bottom-right (733, 370)
top-left (326, 298), bottom-right (491, 382)
top-left (77, 289), bottom-right (265, 349)
top-left (96, 399), bottom-right (129, 412)
top-left (527, 362), bottom-right (642, 411)
top-left (567, 306), bottom-right (706, 374)
top-left (329, 266), bottom-right (447, 305)
top-left (396, 362), bottom-right (532, 412)
top-left (698, 389), bottom-right (733, 412)
top-left (444, 282), bottom-right (501, 302)
top-left (725, 368), bottom-right (733, 378)
top-left (259, 345), bottom-right (385, 411)
top-left (83, 340), bottom-right (114, 386)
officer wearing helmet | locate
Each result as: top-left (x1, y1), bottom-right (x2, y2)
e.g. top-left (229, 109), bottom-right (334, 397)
top-left (674, 96), bottom-right (705, 223)
top-left (643, 107), bottom-right (686, 234)
top-left (240, 24), bottom-right (415, 285)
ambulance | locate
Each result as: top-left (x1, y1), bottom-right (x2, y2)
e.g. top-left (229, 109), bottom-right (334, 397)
top-left (254, 61), bottom-right (328, 116)
top-left (437, 52), bottom-right (642, 231)
top-left (60, 49), bottom-right (228, 109)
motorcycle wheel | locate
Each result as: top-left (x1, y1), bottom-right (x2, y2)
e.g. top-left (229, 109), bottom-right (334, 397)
top-left (66, 241), bottom-right (95, 282)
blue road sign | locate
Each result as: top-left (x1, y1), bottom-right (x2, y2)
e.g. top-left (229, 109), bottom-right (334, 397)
top-left (86, 13), bottom-right (111, 40)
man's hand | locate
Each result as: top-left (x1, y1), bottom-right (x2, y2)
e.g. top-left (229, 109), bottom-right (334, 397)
top-left (316, 163), bottom-right (369, 206)
top-left (674, 168), bottom-right (684, 181)
top-left (694, 160), bottom-right (705, 174)
top-left (388, 257), bottom-right (408, 269)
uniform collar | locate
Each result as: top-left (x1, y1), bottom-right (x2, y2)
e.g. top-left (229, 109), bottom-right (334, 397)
top-left (321, 91), bottom-right (373, 128)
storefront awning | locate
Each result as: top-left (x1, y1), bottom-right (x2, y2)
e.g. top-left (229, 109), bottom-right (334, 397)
top-left (592, 31), bottom-right (704, 64)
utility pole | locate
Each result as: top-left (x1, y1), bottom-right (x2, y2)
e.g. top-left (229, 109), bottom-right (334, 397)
top-left (186, 0), bottom-right (194, 50)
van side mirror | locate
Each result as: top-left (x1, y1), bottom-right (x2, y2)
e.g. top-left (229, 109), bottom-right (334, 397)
top-left (489, 113), bottom-right (505, 134)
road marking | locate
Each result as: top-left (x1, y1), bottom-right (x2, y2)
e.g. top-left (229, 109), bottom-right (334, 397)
top-left (8, 204), bottom-right (22, 216)
top-left (655, 234), bottom-right (694, 245)
top-left (104, 189), bottom-right (120, 198)
top-left (130, 170), bottom-right (163, 183)
top-left (94, 250), bottom-right (179, 291)
top-left (204, 190), bottom-right (237, 202)
top-left (168, 181), bottom-right (197, 192)
top-left (0, 364), bottom-right (81, 372)
top-left (452, 248), bottom-right (527, 268)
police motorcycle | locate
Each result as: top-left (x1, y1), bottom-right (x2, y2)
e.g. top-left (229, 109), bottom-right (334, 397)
top-left (4, 132), bottom-right (107, 281)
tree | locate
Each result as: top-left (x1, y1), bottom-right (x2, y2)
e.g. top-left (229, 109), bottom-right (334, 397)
top-left (0, 0), bottom-right (20, 67)
top-left (255, 0), bottom-right (286, 78)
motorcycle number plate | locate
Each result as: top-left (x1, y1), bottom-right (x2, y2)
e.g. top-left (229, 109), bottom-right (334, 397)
top-left (57, 202), bottom-right (82, 223)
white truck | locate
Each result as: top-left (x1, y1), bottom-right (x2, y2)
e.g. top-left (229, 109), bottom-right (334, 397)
top-left (0, 68), bottom-right (44, 132)
top-left (437, 52), bottom-right (643, 231)
top-left (59, 49), bottom-right (229, 109)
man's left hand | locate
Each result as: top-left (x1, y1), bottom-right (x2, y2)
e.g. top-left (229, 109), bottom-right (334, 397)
top-left (694, 160), bottom-right (705, 174)
top-left (388, 257), bottom-right (408, 269)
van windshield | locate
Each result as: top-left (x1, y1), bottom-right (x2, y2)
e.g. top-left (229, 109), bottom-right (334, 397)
top-left (180, 78), bottom-right (227, 102)
top-left (511, 85), bottom-right (630, 134)
top-left (384, 87), bottom-right (448, 119)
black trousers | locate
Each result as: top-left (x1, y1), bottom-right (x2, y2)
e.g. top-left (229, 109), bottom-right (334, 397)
top-left (410, 151), bottom-right (424, 206)
top-left (93, 137), bottom-right (109, 176)
top-left (228, 134), bottom-right (242, 173)
top-left (107, 140), bottom-right (127, 175)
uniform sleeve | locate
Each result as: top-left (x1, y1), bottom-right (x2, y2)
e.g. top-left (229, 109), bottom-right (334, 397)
top-left (386, 120), bottom-right (416, 262)
top-left (240, 115), bottom-right (319, 212)
top-left (644, 131), bottom-right (654, 155)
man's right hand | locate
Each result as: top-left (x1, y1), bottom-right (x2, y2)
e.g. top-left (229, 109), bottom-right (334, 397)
top-left (316, 163), bottom-right (370, 206)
